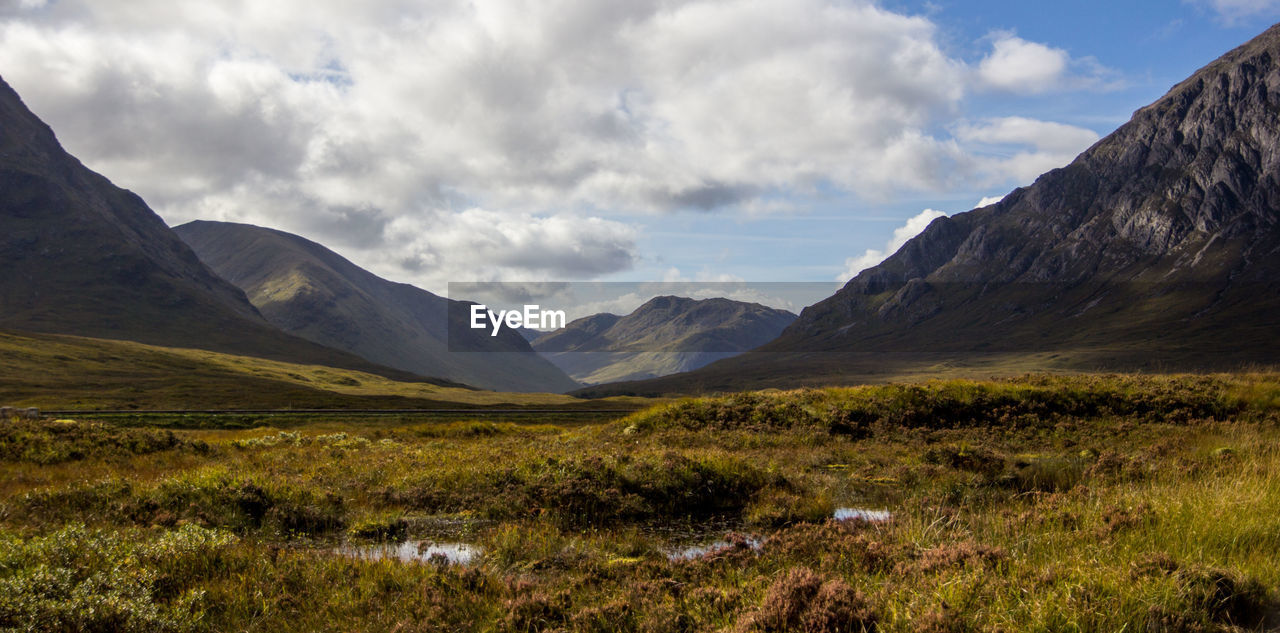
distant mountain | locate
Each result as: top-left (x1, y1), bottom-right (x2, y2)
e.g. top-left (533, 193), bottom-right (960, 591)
top-left (515, 327), bottom-right (546, 343)
top-left (175, 221), bottom-right (580, 393)
top-left (532, 296), bottom-right (796, 384)
top-left (578, 24), bottom-right (1280, 396)
top-left (0, 75), bottom-right (435, 383)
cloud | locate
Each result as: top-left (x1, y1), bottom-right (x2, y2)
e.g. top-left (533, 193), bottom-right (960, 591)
top-left (838, 209), bottom-right (947, 281)
top-left (956, 116), bottom-right (1100, 184)
top-left (977, 32), bottom-right (1117, 95)
top-left (1191, 0), bottom-right (1280, 22)
top-left (562, 293), bottom-right (650, 322)
top-left (0, 1), bottom-right (1117, 286)
top-left (0, 2), bottom-right (964, 206)
top-left (976, 194), bottom-right (1006, 208)
top-left (978, 34), bottom-right (1068, 94)
top-left (956, 117), bottom-right (1100, 153)
top-left (381, 209), bottom-right (639, 286)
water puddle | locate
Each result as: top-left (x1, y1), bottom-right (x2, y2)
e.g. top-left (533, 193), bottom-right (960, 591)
top-left (664, 535), bottom-right (763, 561)
top-left (662, 508), bottom-right (889, 560)
top-left (833, 507), bottom-right (891, 522)
top-left (335, 540), bottom-right (481, 565)
top-left (333, 507), bottom-right (889, 565)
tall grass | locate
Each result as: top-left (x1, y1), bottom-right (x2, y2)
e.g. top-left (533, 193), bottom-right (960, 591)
top-left (1, 373), bottom-right (1277, 631)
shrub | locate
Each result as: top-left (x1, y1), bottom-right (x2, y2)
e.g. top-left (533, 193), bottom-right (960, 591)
top-left (897, 542), bottom-right (1006, 576)
top-left (0, 524), bottom-right (236, 633)
top-left (745, 567), bottom-right (877, 632)
top-left (138, 469), bottom-right (345, 536)
top-left (1004, 456), bottom-right (1086, 492)
top-left (923, 444), bottom-right (1004, 477)
top-left (501, 589), bottom-right (571, 632)
top-left (384, 452), bottom-right (782, 526)
top-left (621, 375), bottom-right (1256, 436)
top-left (0, 419), bottom-right (208, 464)
top-left (745, 490), bottom-right (835, 527)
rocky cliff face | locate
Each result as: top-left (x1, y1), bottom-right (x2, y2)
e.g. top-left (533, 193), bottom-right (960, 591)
top-left (575, 24), bottom-right (1280, 397)
top-left (771, 23), bottom-right (1280, 359)
top-left (176, 220), bottom-right (580, 393)
top-left (0, 76), bottom-right (430, 381)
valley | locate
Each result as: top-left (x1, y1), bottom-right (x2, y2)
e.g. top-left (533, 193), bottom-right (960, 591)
top-left (0, 10), bottom-right (1277, 633)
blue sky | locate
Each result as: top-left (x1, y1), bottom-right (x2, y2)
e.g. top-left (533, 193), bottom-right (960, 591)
top-left (617, 2), bottom-right (1280, 285)
top-left (0, 0), bottom-right (1277, 310)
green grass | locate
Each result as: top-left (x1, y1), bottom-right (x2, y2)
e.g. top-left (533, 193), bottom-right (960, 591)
top-left (0, 329), bottom-right (652, 410)
top-left (1, 373), bottom-right (1278, 631)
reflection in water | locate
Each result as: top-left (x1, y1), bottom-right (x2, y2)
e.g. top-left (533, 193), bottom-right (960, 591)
top-left (664, 535), bottom-right (763, 561)
top-left (336, 540), bottom-right (481, 565)
top-left (663, 508), bottom-right (890, 560)
top-left (833, 507), bottom-right (891, 522)
top-left (336, 508), bottom-right (889, 565)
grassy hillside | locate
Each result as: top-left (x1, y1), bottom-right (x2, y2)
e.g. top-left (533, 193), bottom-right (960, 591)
top-left (175, 221), bottom-right (580, 393)
top-left (0, 373), bottom-right (1277, 631)
top-left (574, 345), bottom-right (1280, 397)
top-left (0, 329), bottom-right (643, 410)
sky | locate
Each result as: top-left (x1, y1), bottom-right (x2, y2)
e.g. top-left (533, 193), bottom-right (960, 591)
top-left (1, 0), bottom-right (1278, 310)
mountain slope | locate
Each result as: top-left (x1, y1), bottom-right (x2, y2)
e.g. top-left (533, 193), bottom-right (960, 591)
top-left (0, 329), bottom-right (628, 410)
top-left (579, 23), bottom-right (1280, 396)
top-left (0, 75), bottom-right (438, 383)
top-left (174, 221), bottom-right (580, 393)
top-left (533, 296), bottom-right (796, 384)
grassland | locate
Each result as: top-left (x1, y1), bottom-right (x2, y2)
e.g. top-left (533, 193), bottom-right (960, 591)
top-left (0, 329), bottom-right (649, 410)
top-left (1, 373), bottom-right (1278, 631)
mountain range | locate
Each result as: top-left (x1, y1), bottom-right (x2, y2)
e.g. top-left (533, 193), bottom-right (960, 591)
top-left (0, 76), bottom-right (449, 385)
top-left (530, 295), bottom-right (796, 384)
top-left (174, 221), bottom-right (579, 393)
top-left (3, 23), bottom-right (1278, 401)
top-left (578, 23), bottom-right (1280, 396)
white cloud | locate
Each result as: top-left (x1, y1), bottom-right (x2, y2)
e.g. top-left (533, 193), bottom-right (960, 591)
top-left (379, 209), bottom-right (639, 288)
top-left (957, 117), bottom-right (1100, 153)
top-left (978, 34), bottom-right (1068, 94)
top-left (976, 195), bottom-right (1006, 208)
top-left (977, 32), bottom-right (1116, 95)
top-left (0, 1), bottom-right (1117, 286)
top-left (956, 116), bottom-right (1100, 184)
top-left (562, 293), bottom-right (650, 322)
top-left (838, 209), bottom-right (947, 281)
top-left (1192, 0), bottom-right (1280, 22)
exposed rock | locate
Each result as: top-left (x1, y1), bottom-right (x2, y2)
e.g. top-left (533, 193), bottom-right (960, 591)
top-left (577, 24), bottom-right (1280, 396)
top-left (770, 23), bottom-right (1280, 358)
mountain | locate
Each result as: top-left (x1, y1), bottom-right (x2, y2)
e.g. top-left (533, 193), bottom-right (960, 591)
top-left (578, 24), bottom-right (1280, 396)
top-left (532, 296), bottom-right (796, 384)
top-left (515, 327), bottom-right (546, 343)
top-left (0, 75), bottom-right (440, 383)
top-left (174, 221), bottom-right (580, 393)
